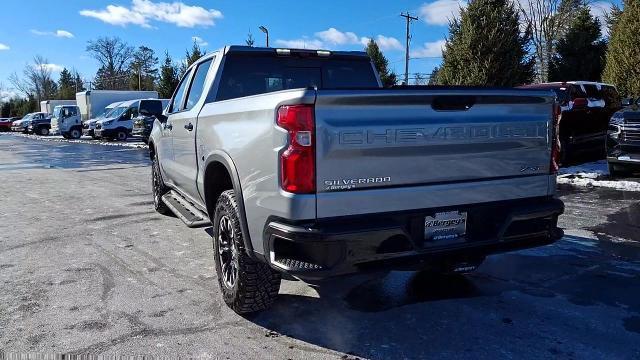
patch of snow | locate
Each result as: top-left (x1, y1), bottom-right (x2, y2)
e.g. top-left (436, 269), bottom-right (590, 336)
top-left (558, 160), bottom-right (640, 192)
top-left (5, 132), bottom-right (148, 149)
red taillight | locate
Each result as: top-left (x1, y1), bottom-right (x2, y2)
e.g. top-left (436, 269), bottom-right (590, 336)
top-left (550, 103), bottom-right (561, 173)
top-left (277, 105), bottom-right (315, 194)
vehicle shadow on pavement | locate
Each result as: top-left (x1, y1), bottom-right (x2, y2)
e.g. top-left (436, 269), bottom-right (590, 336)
top-left (0, 135), bottom-right (150, 170)
top-left (250, 233), bottom-right (640, 359)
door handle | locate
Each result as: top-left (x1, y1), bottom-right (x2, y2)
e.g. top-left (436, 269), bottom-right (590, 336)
top-left (184, 122), bottom-right (194, 131)
top-left (164, 123), bottom-right (172, 130)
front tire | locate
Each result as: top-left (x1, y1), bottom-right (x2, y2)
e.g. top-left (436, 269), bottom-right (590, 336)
top-left (115, 130), bottom-right (128, 141)
top-left (152, 155), bottom-right (170, 214)
top-left (69, 128), bottom-right (81, 139)
top-left (213, 190), bottom-right (281, 314)
top-left (609, 163), bottom-right (633, 178)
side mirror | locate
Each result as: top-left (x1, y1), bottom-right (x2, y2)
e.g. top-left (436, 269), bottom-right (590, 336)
top-left (572, 97), bottom-right (588, 109)
top-left (622, 98), bottom-right (633, 107)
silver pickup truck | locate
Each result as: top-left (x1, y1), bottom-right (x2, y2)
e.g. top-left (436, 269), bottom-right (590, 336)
top-left (148, 46), bottom-right (564, 314)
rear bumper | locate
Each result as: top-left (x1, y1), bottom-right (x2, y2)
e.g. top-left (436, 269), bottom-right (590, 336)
top-left (263, 197), bottom-right (564, 280)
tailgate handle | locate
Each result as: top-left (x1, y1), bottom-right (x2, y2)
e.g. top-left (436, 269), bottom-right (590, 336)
top-left (431, 96), bottom-right (476, 111)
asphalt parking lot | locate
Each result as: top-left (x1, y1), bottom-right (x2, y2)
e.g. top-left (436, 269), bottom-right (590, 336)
top-left (1, 133), bottom-right (640, 359)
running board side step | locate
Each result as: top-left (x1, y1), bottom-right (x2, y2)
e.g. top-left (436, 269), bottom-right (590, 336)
top-left (161, 190), bottom-right (210, 228)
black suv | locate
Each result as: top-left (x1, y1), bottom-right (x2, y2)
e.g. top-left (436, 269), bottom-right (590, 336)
top-left (606, 97), bottom-right (640, 176)
top-left (519, 82), bottom-right (622, 164)
top-left (131, 99), bottom-right (166, 142)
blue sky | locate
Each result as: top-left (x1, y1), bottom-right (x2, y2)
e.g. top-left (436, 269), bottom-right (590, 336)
top-left (0, 0), bottom-right (616, 99)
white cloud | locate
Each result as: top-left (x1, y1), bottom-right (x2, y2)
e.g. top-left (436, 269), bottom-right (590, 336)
top-left (0, 43), bottom-right (9, 51)
top-left (410, 40), bottom-right (446, 58)
top-left (192, 36), bottom-right (208, 47)
top-left (1, 89), bottom-right (22, 102)
top-left (315, 28), bottom-right (360, 45)
top-left (373, 35), bottom-right (403, 51)
top-left (278, 29), bottom-right (402, 52)
top-left (419, 0), bottom-right (466, 26)
top-left (590, 1), bottom-right (613, 36)
top-left (80, 5), bottom-right (149, 27)
top-left (132, 0), bottom-right (222, 28)
top-left (38, 63), bottom-right (65, 73)
top-left (55, 30), bottom-right (74, 38)
top-left (80, 0), bottom-right (222, 28)
top-left (274, 38), bottom-right (325, 49)
top-left (31, 29), bottom-right (75, 38)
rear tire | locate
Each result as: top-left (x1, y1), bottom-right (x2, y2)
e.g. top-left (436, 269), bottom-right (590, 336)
top-left (213, 189), bottom-right (281, 314)
top-left (152, 155), bottom-right (170, 215)
top-left (39, 127), bottom-right (49, 136)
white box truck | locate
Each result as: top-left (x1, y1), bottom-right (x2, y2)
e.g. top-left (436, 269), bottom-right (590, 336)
top-left (75, 90), bottom-right (158, 121)
top-left (40, 100), bottom-right (77, 115)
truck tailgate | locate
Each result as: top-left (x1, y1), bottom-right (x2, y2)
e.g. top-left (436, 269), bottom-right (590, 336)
top-left (314, 89), bottom-right (555, 215)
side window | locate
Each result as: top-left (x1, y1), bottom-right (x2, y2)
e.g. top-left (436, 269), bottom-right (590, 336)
top-left (184, 58), bottom-right (213, 111)
top-left (169, 70), bottom-right (193, 113)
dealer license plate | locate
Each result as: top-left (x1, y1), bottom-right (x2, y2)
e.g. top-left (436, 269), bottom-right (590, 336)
top-left (424, 211), bottom-right (467, 241)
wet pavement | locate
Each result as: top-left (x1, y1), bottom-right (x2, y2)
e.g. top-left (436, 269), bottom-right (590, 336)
top-left (1, 133), bottom-right (640, 359)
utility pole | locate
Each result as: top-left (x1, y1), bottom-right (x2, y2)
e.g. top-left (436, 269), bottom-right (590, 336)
top-left (400, 12), bottom-right (418, 85)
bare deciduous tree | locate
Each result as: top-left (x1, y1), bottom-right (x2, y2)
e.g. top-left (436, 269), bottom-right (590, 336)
top-left (86, 37), bottom-right (134, 89)
top-left (517, 0), bottom-right (586, 82)
top-left (9, 55), bottom-right (58, 103)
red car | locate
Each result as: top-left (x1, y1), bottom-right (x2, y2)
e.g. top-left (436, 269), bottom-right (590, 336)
top-left (0, 117), bottom-right (16, 132)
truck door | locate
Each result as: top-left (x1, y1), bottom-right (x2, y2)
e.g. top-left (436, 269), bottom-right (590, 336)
top-left (159, 68), bottom-right (194, 188)
top-left (169, 58), bottom-right (214, 202)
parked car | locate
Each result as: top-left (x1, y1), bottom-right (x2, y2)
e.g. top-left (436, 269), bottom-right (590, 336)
top-left (94, 99), bottom-right (144, 141)
top-left (82, 101), bottom-right (122, 139)
top-left (518, 81), bottom-right (622, 164)
top-left (0, 118), bottom-right (16, 131)
top-left (76, 90), bottom-right (158, 120)
top-left (149, 46), bottom-right (564, 314)
top-left (27, 114), bottom-right (52, 136)
top-left (606, 98), bottom-right (640, 176)
top-left (131, 99), bottom-right (169, 142)
top-left (50, 105), bottom-right (82, 139)
top-left (12, 113), bottom-right (49, 133)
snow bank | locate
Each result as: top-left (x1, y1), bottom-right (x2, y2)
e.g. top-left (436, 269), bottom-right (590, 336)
top-left (5, 132), bottom-right (148, 149)
top-left (557, 160), bottom-right (640, 192)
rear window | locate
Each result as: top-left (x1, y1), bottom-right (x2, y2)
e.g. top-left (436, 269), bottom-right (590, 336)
top-left (582, 84), bottom-right (601, 99)
top-left (214, 54), bottom-right (379, 101)
top-left (139, 100), bottom-right (163, 116)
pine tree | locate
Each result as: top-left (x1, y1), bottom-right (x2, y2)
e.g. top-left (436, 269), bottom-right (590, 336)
top-left (186, 41), bottom-right (204, 67)
top-left (246, 32), bottom-right (255, 47)
top-left (72, 70), bottom-right (85, 92)
top-left (549, 6), bottom-right (606, 82)
top-left (157, 51), bottom-right (180, 99)
top-left (365, 39), bottom-right (397, 87)
top-left (603, 0), bottom-right (640, 97)
top-left (57, 68), bottom-right (75, 99)
top-left (436, 0), bottom-right (534, 86)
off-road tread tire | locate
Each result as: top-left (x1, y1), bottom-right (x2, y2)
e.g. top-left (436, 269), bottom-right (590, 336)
top-left (213, 189), bottom-right (281, 314)
top-left (152, 155), bottom-right (170, 215)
